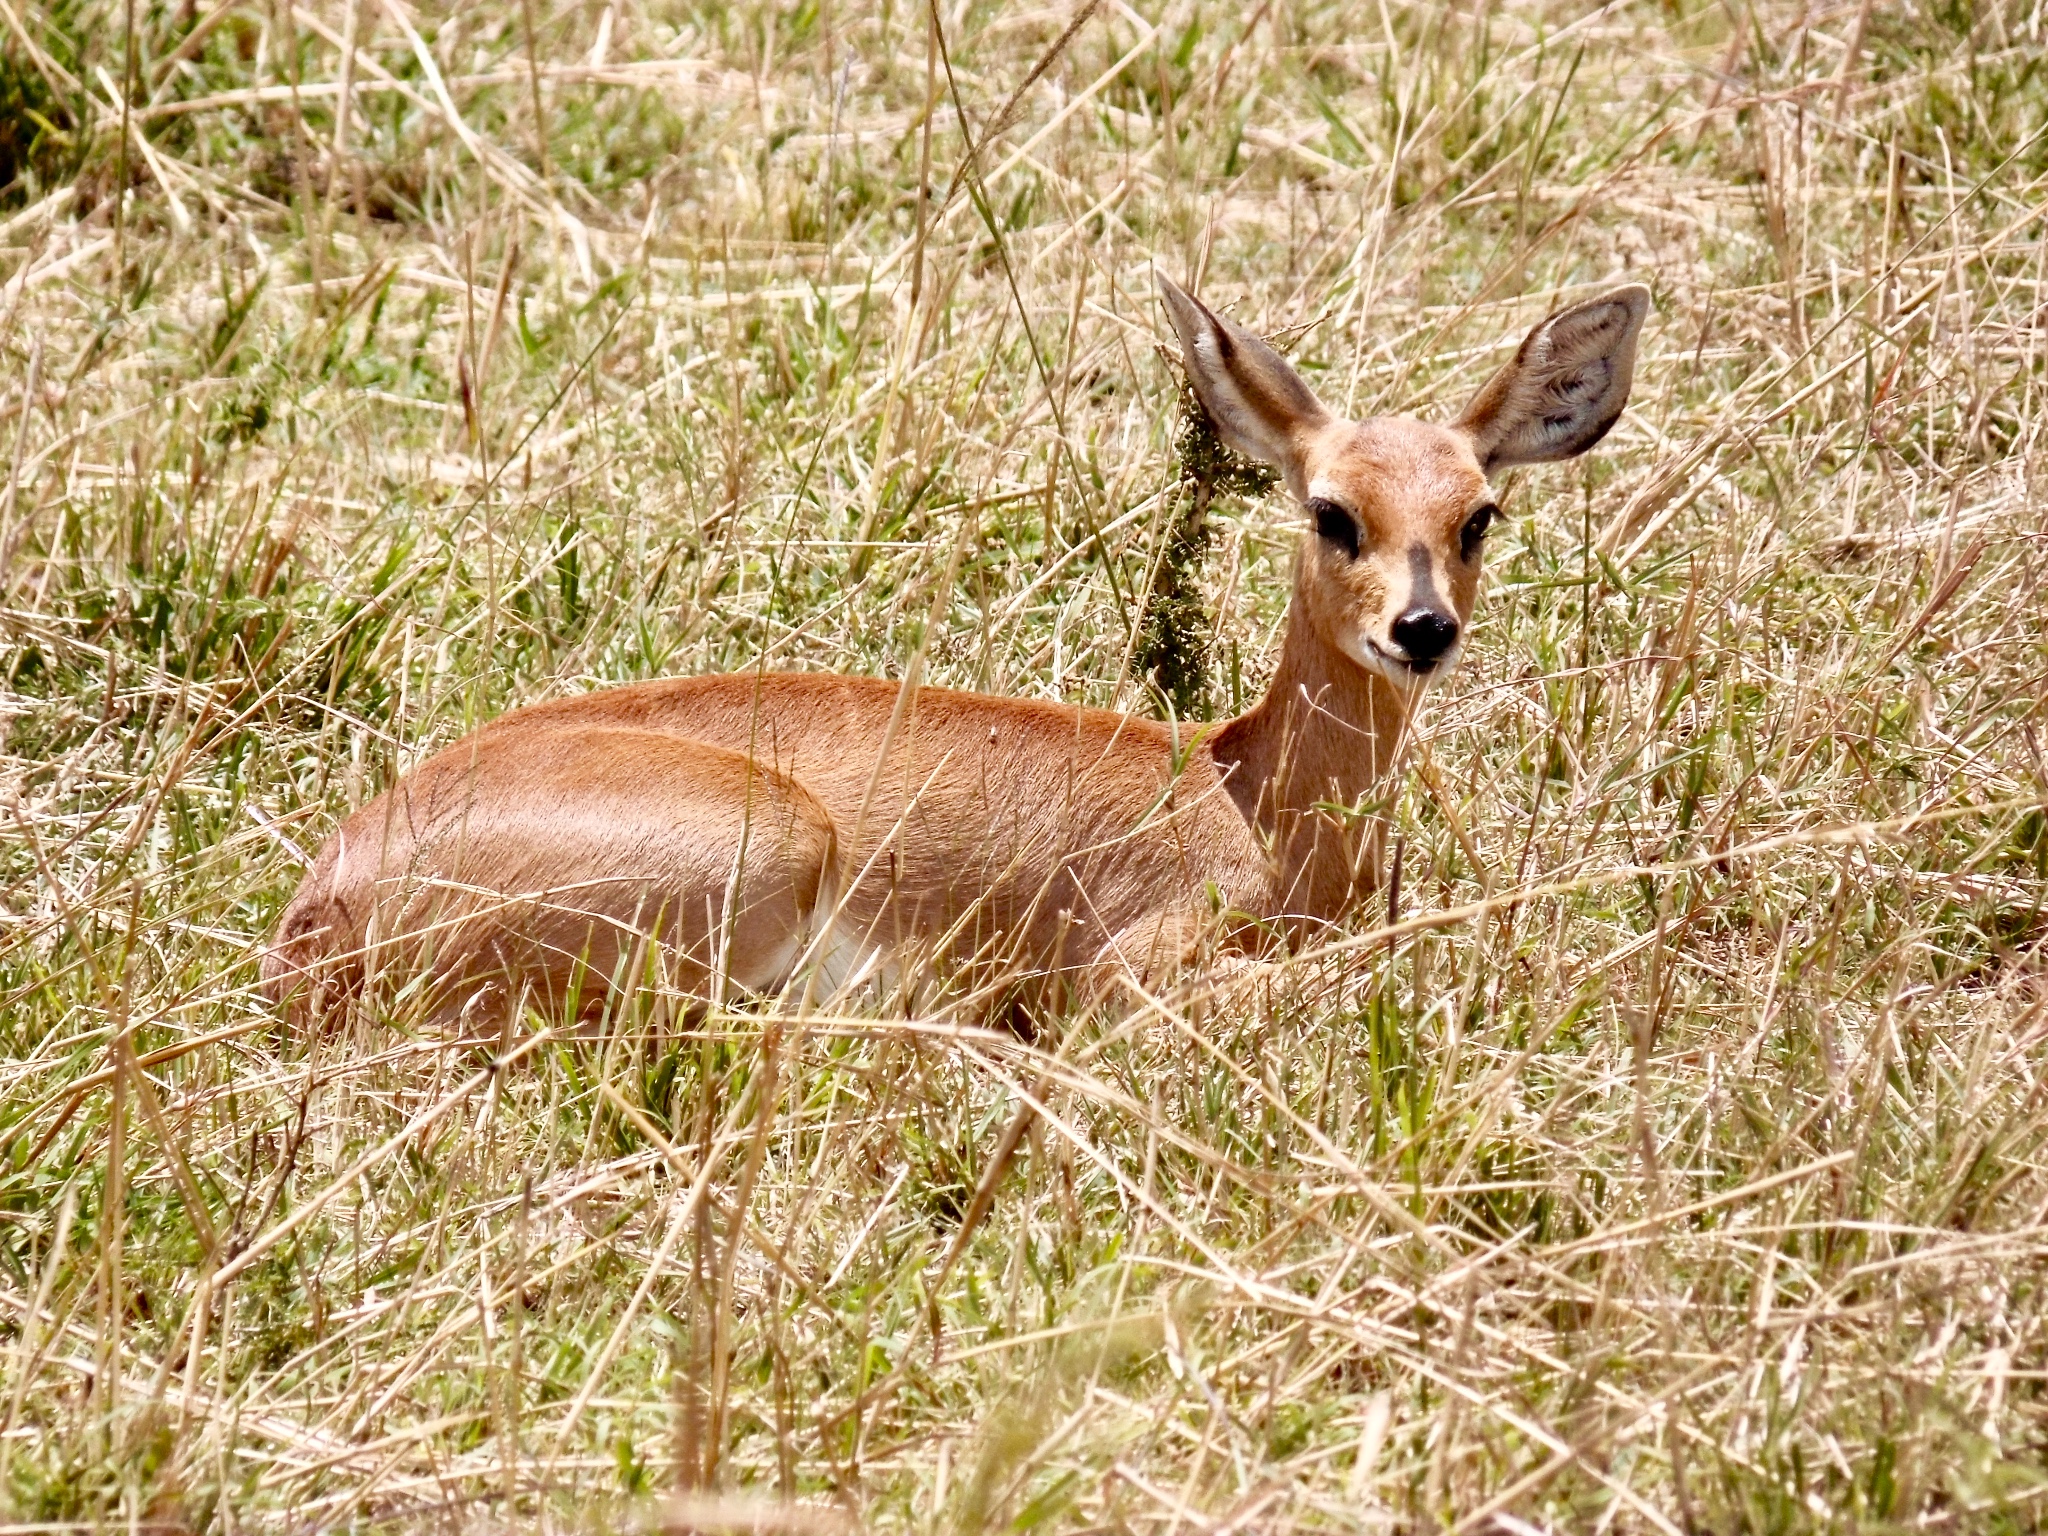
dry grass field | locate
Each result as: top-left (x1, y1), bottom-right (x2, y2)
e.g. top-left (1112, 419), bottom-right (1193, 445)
top-left (5, 0), bottom-right (2048, 1528)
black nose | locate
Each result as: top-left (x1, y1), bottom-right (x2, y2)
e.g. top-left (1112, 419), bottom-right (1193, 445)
top-left (1390, 609), bottom-right (1459, 666)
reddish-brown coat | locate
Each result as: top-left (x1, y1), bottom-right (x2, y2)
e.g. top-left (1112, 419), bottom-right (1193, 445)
top-left (263, 277), bottom-right (1649, 1022)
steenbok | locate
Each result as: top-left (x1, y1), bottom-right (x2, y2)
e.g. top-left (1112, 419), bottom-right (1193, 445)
top-left (265, 276), bottom-right (1647, 1024)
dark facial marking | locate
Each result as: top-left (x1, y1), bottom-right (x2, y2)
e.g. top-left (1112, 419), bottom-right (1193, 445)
top-left (1406, 544), bottom-right (1447, 614)
top-left (1308, 497), bottom-right (1359, 560)
top-left (1460, 502), bottom-right (1498, 562)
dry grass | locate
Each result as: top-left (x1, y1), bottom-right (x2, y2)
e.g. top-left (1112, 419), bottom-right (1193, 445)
top-left (5, 0), bottom-right (2048, 1529)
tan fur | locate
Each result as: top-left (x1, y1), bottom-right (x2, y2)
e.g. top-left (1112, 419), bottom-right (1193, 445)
top-left (264, 278), bottom-right (1648, 1023)
top-left (265, 725), bottom-right (840, 1022)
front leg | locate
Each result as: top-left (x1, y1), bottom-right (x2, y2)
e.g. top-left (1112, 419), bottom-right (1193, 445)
top-left (1072, 904), bottom-right (1240, 1014)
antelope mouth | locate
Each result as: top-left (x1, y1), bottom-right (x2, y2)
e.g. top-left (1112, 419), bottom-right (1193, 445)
top-left (1357, 633), bottom-right (1452, 685)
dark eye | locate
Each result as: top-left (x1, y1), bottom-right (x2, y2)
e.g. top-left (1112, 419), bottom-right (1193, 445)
top-left (1460, 503), bottom-right (1498, 562)
top-left (1308, 498), bottom-right (1359, 560)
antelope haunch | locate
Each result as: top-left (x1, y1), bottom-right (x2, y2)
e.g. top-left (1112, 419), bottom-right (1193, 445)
top-left (264, 277), bottom-right (1648, 1023)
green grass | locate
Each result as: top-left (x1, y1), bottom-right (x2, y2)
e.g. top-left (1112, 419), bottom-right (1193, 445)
top-left (4, 0), bottom-right (2048, 1529)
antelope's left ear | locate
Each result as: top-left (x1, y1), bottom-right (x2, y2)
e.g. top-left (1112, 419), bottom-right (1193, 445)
top-left (1455, 284), bottom-right (1650, 473)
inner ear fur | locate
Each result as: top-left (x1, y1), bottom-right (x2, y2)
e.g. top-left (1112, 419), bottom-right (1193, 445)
top-left (1456, 284), bottom-right (1650, 473)
top-left (1156, 272), bottom-right (1330, 481)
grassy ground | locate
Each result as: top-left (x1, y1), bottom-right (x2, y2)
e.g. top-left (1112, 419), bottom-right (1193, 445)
top-left (4, 0), bottom-right (2048, 1529)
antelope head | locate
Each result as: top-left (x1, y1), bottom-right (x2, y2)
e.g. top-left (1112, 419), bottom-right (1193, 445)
top-left (1157, 274), bottom-right (1649, 690)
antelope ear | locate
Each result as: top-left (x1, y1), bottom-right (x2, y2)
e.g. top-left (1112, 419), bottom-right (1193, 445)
top-left (1156, 272), bottom-right (1331, 484)
top-left (1456, 284), bottom-right (1650, 473)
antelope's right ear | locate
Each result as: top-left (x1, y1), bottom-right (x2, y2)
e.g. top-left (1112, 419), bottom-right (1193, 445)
top-left (1156, 272), bottom-right (1331, 487)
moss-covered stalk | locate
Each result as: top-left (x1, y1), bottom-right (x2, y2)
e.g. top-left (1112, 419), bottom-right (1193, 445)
top-left (1136, 375), bottom-right (1277, 720)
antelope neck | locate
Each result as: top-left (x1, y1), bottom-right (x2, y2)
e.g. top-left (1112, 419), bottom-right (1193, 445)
top-left (1207, 606), bottom-right (1412, 849)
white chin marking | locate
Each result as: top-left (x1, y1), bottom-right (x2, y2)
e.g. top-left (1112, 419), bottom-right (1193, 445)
top-left (1339, 630), bottom-right (1457, 691)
